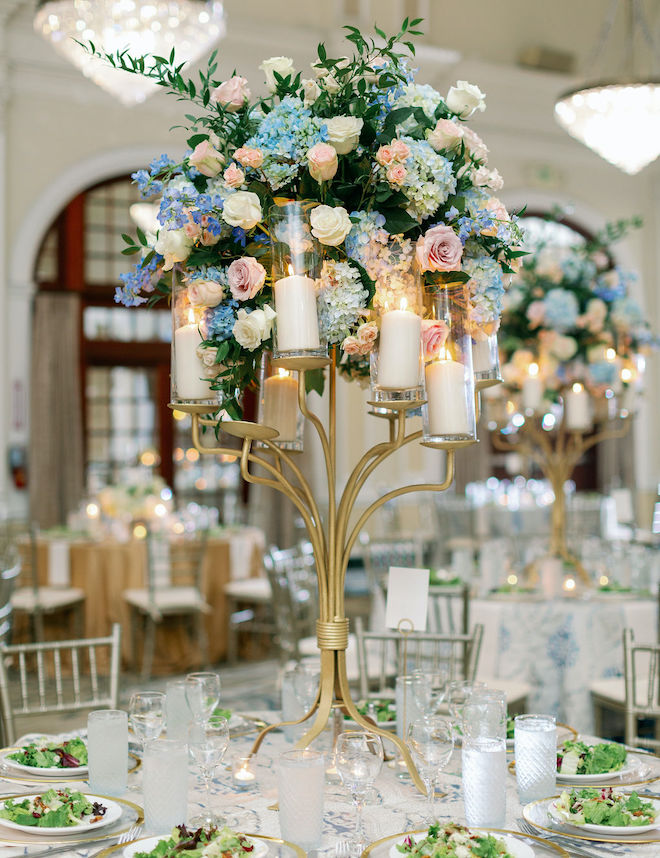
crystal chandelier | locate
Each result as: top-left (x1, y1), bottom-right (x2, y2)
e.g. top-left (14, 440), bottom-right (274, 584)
top-left (553, 0), bottom-right (660, 175)
top-left (34, 1), bottom-right (226, 107)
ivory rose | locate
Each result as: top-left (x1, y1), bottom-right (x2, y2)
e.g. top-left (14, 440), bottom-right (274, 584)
top-left (259, 56), bottom-right (295, 92)
top-left (232, 305), bottom-right (276, 350)
top-left (356, 322), bottom-right (378, 352)
top-left (325, 116), bottom-right (363, 154)
top-left (341, 336), bottom-right (361, 355)
top-left (154, 227), bottom-right (193, 271)
top-left (210, 75), bottom-right (250, 112)
top-left (227, 257), bottom-right (266, 301)
top-left (386, 163), bottom-right (407, 185)
top-left (421, 319), bottom-right (449, 360)
top-left (472, 165), bottom-right (503, 191)
top-left (223, 164), bottom-right (245, 188)
top-left (307, 143), bottom-right (338, 183)
top-left (580, 297), bottom-right (608, 333)
top-left (233, 147), bottom-right (263, 169)
top-left (415, 225), bottom-right (463, 272)
top-left (427, 119), bottom-right (464, 152)
top-left (526, 300), bottom-right (546, 329)
top-left (189, 140), bottom-right (225, 177)
top-left (462, 127), bottom-right (489, 162)
top-left (221, 191), bottom-right (262, 230)
top-left (187, 279), bottom-right (224, 308)
top-left (310, 205), bottom-right (352, 246)
top-left (301, 78), bottom-right (321, 106)
top-left (445, 80), bottom-right (486, 118)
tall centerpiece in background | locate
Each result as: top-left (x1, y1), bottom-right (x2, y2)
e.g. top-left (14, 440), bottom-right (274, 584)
top-left (491, 217), bottom-right (657, 583)
top-left (95, 19), bottom-right (523, 786)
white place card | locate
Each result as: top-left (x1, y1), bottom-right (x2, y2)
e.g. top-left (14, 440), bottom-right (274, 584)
top-left (385, 566), bottom-right (430, 632)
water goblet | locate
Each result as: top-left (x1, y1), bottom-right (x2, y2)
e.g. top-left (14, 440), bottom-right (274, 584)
top-left (187, 717), bottom-right (230, 827)
top-left (407, 717), bottom-right (454, 822)
top-left (292, 662), bottom-right (320, 713)
top-left (129, 691), bottom-right (166, 751)
top-left (411, 670), bottom-right (449, 720)
top-left (445, 680), bottom-right (487, 739)
top-left (335, 731), bottom-right (384, 856)
top-left (185, 672), bottom-right (221, 724)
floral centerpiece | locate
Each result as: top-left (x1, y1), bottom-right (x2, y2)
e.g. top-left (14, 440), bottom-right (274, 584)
top-left (101, 18), bottom-right (523, 417)
top-left (499, 217), bottom-right (655, 413)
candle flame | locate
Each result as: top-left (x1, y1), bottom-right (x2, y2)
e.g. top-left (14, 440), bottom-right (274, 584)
top-left (277, 368), bottom-right (290, 379)
top-left (528, 362), bottom-right (539, 378)
top-left (621, 367), bottom-right (633, 382)
top-left (606, 347), bottom-right (617, 361)
top-left (572, 382), bottom-right (583, 393)
top-left (400, 297), bottom-right (408, 312)
top-left (187, 308), bottom-right (196, 325)
top-left (287, 263), bottom-right (294, 276)
top-left (563, 576), bottom-right (576, 592)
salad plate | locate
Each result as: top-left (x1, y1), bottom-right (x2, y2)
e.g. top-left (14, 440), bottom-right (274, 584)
top-left (556, 740), bottom-right (631, 783)
top-left (386, 828), bottom-right (533, 858)
top-left (3, 738), bottom-right (89, 777)
top-left (123, 832), bottom-right (269, 858)
top-left (364, 826), bottom-right (569, 858)
top-left (344, 700), bottom-right (397, 730)
top-left (548, 788), bottom-right (660, 836)
top-left (0, 790), bottom-right (122, 836)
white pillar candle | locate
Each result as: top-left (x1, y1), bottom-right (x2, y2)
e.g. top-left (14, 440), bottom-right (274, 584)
top-left (425, 358), bottom-right (471, 436)
top-left (174, 320), bottom-right (214, 400)
top-left (378, 307), bottom-right (422, 388)
top-left (263, 371), bottom-right (298, 441)
top-left (522, 363), bottom-right (543, 412)
top-left (564, 383), bottom-right (591, 431)
top-left (274, 275), bottom-right (320, 351)
top-left (472, 338), bottom-right (494, 373)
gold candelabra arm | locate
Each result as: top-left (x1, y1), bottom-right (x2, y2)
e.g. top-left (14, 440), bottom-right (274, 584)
top-left (190, 413), bottom-right (245, 457)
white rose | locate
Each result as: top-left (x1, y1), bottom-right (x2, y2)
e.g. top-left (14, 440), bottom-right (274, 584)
top-left (312, 58), bottom-right (349, 93)
top-left (445, 80), bottom-right (486, 118)
top-left (232, 305), bottom-right (276, 350)
top-left (221, 191), bottom-right (262, 230)
top-left (259, 56), bottom-right (295, 92)
top-left (301, 78), bottom-right (321, 106)
top-left (472, 165), bottom-right (503, 191)
top-left (324, 116), bottom-right (364, 154)
top-left (427, 119), bottom-right (464, 152)
top-left (310, 205), bottom-right (352, 246)
top-left (154, 227), bottom-right (193, 271)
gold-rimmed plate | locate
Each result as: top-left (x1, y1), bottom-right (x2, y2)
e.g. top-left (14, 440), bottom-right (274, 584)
top-left (362, 827), bottom-right (569, 857)
top-left (0, 793), bottom-right (142, 846)
top-left (509, 751), bottom-right (659, 789)
top-left (0, 749), bottom-right (140, 784)
top-left (523, 794), bottom-right (660, 844)
top-left (95, 832), bottom-right (305, 858)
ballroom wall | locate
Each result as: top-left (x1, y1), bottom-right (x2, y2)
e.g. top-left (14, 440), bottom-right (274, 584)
top-left (1, 0), bottom-right (658, 522)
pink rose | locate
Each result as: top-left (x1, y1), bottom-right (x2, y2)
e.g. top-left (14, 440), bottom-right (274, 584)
top-left (189, 140), bottom-right (225, 177)
top-left (227, 256), bottom-right (267, 301)
top-left (386, 163), bottom-right (407, 185)
top-left (307, 142), bottom-right (338, 182)
top-left (415, 225), bottom-right (463, 272)
top-left (421, 319), bottom-right (449, 360)
top-left (188, 279), bottom-right (224, 308)
top-left (341, 335), bottom-right (362, 355)
top-left (472, 165), bottom-right (503, 190)
top-left (376, 145), bottom-right (395, 165)
top-left (210, 75), bottom-right (250, 112)
top-left (223, 164), bottom-right (245, 188)
top-left (233, 147), bottom-right (263, 168)
top-left (427, 119), bottom-right (464, 152)
top-left (356, 322), bottom-right (378, 353)
top-left (200, 230), bottom-right (221, 246)
top-left (390, 139), bottom-right (410, 161)
top-left (184, 211), bottom-right (201, 240)
top-left (479, 197), bottom-right (509, 237)
top-left (462, 127), bottom-right (488, 162)
top-left (526, 300), bottom-right (546, 329)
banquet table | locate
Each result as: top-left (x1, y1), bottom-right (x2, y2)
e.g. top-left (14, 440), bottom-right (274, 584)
top-left (17, 528), bottom-right (265, 671)
top-left (472, 593), bottom-right (658, 733)
top-left (2, 722), bottom-right (660, 858)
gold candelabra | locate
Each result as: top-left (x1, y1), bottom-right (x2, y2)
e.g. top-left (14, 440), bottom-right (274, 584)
top-left (491, 408), bottom-right (631, 585)
top-left (174, 350), bottom-right (463, 793)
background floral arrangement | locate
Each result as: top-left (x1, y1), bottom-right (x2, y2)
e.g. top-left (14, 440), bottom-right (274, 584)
top-left (499, 217), bottom-right (657, 400)
top-left (103, 18), bottom-right (524, 416)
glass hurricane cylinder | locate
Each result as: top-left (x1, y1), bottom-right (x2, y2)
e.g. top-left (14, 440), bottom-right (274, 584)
top-left (421, 284), bottom-right (477, 446)
top-left (472, 331), bottom-right (502, 389)
top-left (257, 352), bottom-right (304, 451)
top-left (370, 238), bottom-right (424, 404)
top-left (269, 201), bottom-right (327, 364)
top-left (171, 270), bottom-right (219, 406)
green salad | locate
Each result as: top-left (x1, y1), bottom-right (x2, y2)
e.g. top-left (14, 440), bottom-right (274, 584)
top-left (557, 740), bottom-right (627, 776)
top-left (554, 788), bottom-right (656, 827)
top-left (134, 826), bottom-right (255, 858)
top-left (0, 788), bottom-right (106, 828)
top-left (429, 571), bottom-right (462, 587)
top-left (7, 739), bottom-right (88, 770)
top-left (396, 822), bottom-right (514, 858)
top-left (209, 708), bottom-right (232, 727)
top-left (345, 699), bottom-right (396, 724)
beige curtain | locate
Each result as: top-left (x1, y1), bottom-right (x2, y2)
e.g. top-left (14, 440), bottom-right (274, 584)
top-left (29, 293), bottom-right (84, 528)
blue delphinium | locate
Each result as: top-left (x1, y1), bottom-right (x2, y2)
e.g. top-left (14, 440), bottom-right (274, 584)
top-left (115, 254), bottom-right (163, 306)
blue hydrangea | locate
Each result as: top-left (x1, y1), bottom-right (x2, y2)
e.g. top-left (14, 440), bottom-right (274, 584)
top-left (115, 254), bottom-right (163, 307)
top-left (464, 254), bottom-right (505, 324)
top-left (317, 262), bottom-right (369, 343)
top-left (593, 267), bottom-right (630, 302)
top-left (560, 253), bottom-right (595, 283)
top-left (391, 83), bottom-right (443, 129)
top-left (244, 97), bottom-right (328, 191)
top-left (185, 266), bottom-right (228, 287)
top-left (204, 300), bottom-right (239, 341)
top-left (611, 296), bottom-right (645, 329)
top-left (543, 288), bottom-right (579, 332)
top-left (588, 360), bottom-right (617, 386)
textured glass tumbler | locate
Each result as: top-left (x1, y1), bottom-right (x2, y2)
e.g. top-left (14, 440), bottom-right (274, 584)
top-left (165, 679), bottom-right (191, 740)
top-left (462, 737), bottom-right (506, 827)
top-left (143, 739), bottom-right (188, 834)
top-left (87, 709), bottom-right (128, 796)
top-left (515, 714), bottom-right (557, 803)
top-left (277, 749), bottom-right (325, 851)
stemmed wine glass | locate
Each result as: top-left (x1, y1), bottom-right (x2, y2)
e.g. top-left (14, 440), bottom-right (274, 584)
top-left (128, 691), bottom-right (165, 791)
top-left (185, 672), bottom-right (222, 724)
top-left (445, 680), bottom-right (487, 739)
top-left (411, 670), bottom-right (449, 721)
top-left (188, 716), bottom-right (230, 827)
top-left (407, 717), bottom-right (454, 822)
top-left (292, 662), bottom-right (320, 713)
top-left (335, 731), bottom-right (384, 856)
